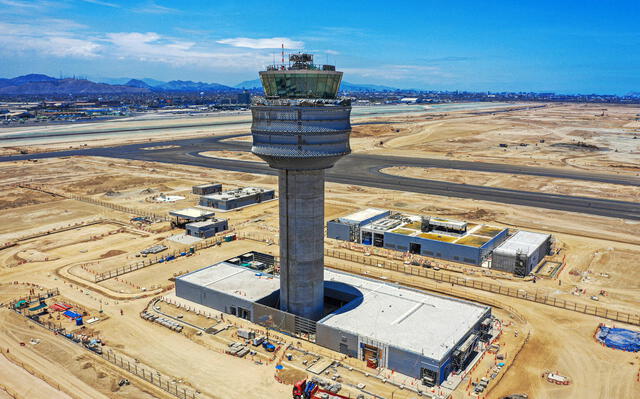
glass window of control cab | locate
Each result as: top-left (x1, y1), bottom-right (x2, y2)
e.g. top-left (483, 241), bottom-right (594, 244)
top-left (259, 70), bottom-right (342, 99)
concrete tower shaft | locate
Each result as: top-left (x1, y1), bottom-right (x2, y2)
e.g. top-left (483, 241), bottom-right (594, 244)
top-left (278, 169), bottom-right (325, 318)
top-left (250, 53), bottom-right (351, 320)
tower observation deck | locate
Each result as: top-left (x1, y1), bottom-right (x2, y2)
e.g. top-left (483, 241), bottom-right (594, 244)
top-left (251, 53), bottom-right (352, 320)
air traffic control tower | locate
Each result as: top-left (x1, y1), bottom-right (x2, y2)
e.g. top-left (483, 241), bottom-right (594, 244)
top-left (251, 53), bottom-right (351, 320)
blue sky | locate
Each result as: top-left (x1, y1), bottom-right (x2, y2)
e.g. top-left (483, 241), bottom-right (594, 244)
top-left (0, 0), bottom-right (638, 94)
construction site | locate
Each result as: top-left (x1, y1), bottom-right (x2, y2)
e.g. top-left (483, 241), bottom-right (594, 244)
top-left (1, 55), bottom-right (639, 399)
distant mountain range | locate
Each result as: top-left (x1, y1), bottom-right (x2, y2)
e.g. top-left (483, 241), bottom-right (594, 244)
top-left (0, 74), bottom-right (401, 95)
top-left (0, 74), bottom-right (148, 95)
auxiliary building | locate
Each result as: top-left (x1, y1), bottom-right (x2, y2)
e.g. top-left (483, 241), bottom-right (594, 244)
top-left (192, 183), bottom-right (222, 196)
top-left (168, 208), bottom-right (228, 238)
top-left (176, 253), bottom-right (492, 386)
top-left (491, 230), bottom-right (552, 276)
top-left (198, 187), bottom-right (275, 211)
top-left (327, 209), bottom-right (508, 266)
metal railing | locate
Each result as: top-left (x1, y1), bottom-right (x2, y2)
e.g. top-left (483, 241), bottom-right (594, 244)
top-left (101, 351), bottom-right (200, 399)
top-left (14, 309), bottom-right (203, 399)
top-left (93, 236), bottom-right (228, 282)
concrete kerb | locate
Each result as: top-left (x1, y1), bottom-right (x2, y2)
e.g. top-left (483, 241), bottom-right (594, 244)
top-left (57, 262), bottom-right (165, 301)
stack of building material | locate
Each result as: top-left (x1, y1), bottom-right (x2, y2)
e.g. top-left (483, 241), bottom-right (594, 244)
top-left (140, 311), bottom-right (184, 332)
top-left (227, 342), bottom-right (250, 357)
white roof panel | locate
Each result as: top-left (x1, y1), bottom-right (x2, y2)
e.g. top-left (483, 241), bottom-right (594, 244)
top-left (494, 230), bottom-right (550, 257)
top-left (178, 261), bottom-right (489, 361)
top-left (319, 270), bottom-right (489, 360)
top-left (169, 208), bottom-right (215, 219)
top-left (178, 262), bottom-right (279, 302)
top-left (339, 208), bottom-right (389, 224)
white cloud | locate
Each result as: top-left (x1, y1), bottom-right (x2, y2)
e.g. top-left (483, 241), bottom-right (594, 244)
top-left (217, 37), bottom-right (303, 49)
top-left (79, 0), bottom-right (120, 8)
top-left (134, 1), bottom-right (177, 14)
top-left (0, 15), bottom-right (295, 73)
top-left (104, 32), bottom-right (271, 69)
top-left (0, 21), bottom-right (101, 58)
top-left (0, 0), bottom-right (43, 8)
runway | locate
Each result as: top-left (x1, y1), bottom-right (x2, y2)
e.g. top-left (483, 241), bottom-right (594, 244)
top-left (2, 134), bottom-right (639, 220)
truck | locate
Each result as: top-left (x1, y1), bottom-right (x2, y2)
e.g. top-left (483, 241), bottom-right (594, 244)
top-left (292, 380), bottom-right (350, 399)
top-left (262, 341), bottom-right (276, 352)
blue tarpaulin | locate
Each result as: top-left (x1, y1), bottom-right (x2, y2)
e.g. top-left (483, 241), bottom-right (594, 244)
top-left (63, 310), bottom-right (81, 319)
top-left (29, 303), bottom-right (47, 311)
top-left (596, 326), bottom-right (640, 352)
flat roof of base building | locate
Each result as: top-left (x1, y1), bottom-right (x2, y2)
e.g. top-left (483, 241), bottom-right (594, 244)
top-left (177, 261), bottom-right (489, 361)
top-left (494, 230), bottom-right (550, 257)
top-left (319, 271), bottom-right (489, 360)
top-left (178, 262), bottom-right (279, 302)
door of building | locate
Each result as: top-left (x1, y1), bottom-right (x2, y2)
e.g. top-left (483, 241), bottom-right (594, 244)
top-left (362, 344), bottom-right (379, 369)
top-left (409, 242), bottom-right (421, 254)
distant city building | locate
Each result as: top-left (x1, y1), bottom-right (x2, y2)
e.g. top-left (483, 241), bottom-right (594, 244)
top-left (237, 90), bottom-right (251, 104)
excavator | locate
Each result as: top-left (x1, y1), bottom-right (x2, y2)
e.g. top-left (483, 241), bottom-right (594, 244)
top-left (292, 379), bottom-right (317, 399)
top-left (292, 380), bottom-right (352, 399)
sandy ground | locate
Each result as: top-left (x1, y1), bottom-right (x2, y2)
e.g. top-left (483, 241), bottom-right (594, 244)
top-left (0, 351), bottom-right (73, 399)
top-left (1, 104), bottom-right (639, 399)
top-left (199, 150), bottom-right (264, 163)
top-left (0, 311), bottom-right (163, 399)
top-left (353, 103), bottom-right (640, 175)
top-left (382, 166), bottom-right (640, 202)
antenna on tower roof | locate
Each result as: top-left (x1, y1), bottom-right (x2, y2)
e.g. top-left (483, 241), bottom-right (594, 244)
top-left (281, 43), bottom-right (285, 69)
